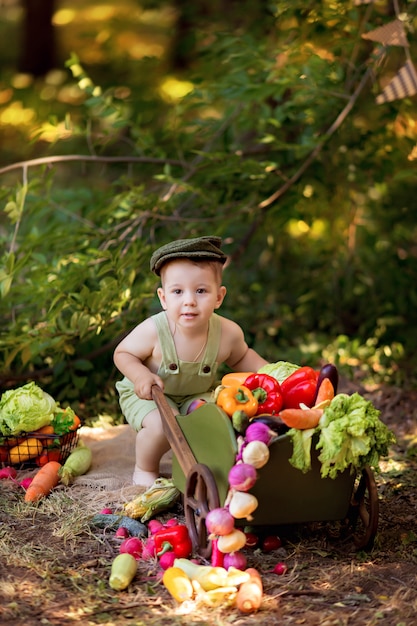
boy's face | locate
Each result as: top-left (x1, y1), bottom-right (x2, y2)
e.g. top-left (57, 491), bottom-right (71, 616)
top-left (157, 259), bottom-right (226, 327)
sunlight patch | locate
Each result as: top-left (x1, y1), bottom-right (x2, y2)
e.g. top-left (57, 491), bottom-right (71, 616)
top-left (159, 77), bottom-right (194, 102)
top-left (52, 8), bottom-right (76, 26)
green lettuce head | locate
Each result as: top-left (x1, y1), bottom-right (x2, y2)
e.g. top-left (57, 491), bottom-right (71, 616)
top-left (258, 361), bottom-right (300, 384)
top-left (0, 382), bottom-right (56, 436)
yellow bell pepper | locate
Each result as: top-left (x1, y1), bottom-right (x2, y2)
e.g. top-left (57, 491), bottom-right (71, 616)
top-left (216, 385), bottom-right (258, 418)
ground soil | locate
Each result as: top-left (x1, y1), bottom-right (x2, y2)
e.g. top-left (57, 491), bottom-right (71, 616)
top-left (1, 378), bottom-right (416, 626)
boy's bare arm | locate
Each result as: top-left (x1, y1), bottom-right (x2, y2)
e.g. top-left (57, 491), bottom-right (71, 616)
top-left (222, 318), bottom-right (269, 372)
top-left (113, 319), bottom-right (164, 399)
top-left (230, 347), bottom-right (269, 373)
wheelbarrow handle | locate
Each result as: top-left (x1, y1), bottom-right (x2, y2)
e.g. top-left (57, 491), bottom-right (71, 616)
top-left (151, 384), bottom-right (197, 477)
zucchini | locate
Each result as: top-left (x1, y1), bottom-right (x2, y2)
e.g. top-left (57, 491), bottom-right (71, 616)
top-left (109, 553), bottom-right (138, 590)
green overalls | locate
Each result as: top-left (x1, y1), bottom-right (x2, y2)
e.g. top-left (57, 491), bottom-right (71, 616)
top-left (115, 311), bottom-right (222, 431)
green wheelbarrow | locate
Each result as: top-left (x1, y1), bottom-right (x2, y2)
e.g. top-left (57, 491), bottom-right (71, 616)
top-left (152, 386), bottom-right (379, 557)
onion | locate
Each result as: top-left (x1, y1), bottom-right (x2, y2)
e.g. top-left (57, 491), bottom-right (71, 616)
top-left (245, 422), bottom-right (274, 445)
top-left (241, 440), bottom-right (270, 468)
top-left (228, 463), bottom-right (257, 492)
top-left (205, 507), bottom-right (235, 536)
top-left (223, 551), bottom-right (247, 571)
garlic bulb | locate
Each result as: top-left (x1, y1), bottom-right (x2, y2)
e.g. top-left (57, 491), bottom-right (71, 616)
top-left (228, 491), bottom-right (258, 521)
top-left (217, 528), bottom-right (247, 554)
top-left (241, 440), bottom-right (270, 468)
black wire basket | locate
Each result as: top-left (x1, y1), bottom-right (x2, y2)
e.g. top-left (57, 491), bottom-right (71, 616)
top-left (1, 427), bottom-right (80, 468)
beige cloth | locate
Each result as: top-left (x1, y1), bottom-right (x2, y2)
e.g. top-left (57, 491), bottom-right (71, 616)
top-left (71, 424), bottom-right (173, 511)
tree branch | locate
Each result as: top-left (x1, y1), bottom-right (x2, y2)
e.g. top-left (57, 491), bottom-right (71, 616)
top-left (0, 154), bottom-right (187, 176)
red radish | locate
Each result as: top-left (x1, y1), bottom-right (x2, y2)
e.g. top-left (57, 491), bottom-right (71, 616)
top-left (142, 536), bottom-right (156, 560)
top-left (205, 507), bottom-right (235, 536)
top-left (119, 537), bottom-right (143, 560)
top-left (159, 551), bottom-right (176, 570)
top-left (223, 551), bottom-right (247, 571)
top-left (100, 507), bottom-right (113, 514)
top-left (163, 518), bottom-right (179, 528)
top-left (244, 532), bottom-right (259, 548)
top-left (19, 477), bottom-right (34, 490)
top-left (148, 519), bottom-right (164, 534)
top-left (115, 527), bottom-right (130, 539)
top-left (262, 535), bottom-right (282, 552)
top-left (0, 467), bottom-right (17, 480)
top-left (273, 562), bottom-right (288, 575)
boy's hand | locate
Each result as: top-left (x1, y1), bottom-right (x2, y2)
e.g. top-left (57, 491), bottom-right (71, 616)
top-left (134, 372), bottom-right (164, 400)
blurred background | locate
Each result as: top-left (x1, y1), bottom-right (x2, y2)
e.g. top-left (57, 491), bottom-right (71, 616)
top-left (1, 0), bottom-right (417, 423)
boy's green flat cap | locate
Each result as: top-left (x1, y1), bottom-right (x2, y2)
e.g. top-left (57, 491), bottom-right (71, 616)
top-left (150, 236), bottom-right (227, 275)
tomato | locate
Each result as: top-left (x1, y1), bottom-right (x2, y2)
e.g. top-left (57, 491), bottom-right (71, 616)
top-left (0, 446), bottom-right (9, 463)
top-left (282, 379), bottom-right (318, 409)
top-left (35, 449), bottom-right (61, 467)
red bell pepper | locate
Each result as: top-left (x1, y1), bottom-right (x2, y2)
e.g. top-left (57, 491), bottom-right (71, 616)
top-left (154, 523), bottom-right (193, 558)
top-left (243, 373), bottom-right (283, 415)
top-left (280, 366), bottom-right (319, 409)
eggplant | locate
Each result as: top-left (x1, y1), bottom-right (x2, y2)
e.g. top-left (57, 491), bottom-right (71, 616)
top-left (313, 363), bottom-right (339, 403)
top-left (250, 415), bottom-right (289, 436)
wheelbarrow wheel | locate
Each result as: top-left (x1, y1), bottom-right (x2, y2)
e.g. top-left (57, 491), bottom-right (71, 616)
top-left (184, 463), bottom-right (220, 558)
top-left (348, 466), bottom-right (379, 551)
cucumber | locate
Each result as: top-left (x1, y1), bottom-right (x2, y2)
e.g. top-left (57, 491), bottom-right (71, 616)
top-left (91, 513), bottom-right (147, 537)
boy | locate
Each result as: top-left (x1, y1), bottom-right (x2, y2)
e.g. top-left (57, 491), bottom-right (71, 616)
top-left (114, 236), bottom-right (268, 486)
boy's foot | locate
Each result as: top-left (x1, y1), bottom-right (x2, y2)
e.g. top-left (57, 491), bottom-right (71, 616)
top-left (132, 467), bottom-right (158, 488)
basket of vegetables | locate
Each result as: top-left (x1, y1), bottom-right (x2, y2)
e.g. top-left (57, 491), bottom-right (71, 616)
top-left (0, 382), bottom-right (81, 467)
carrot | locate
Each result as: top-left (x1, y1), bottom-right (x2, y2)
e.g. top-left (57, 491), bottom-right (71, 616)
top-left (279, 407), bottom-right (323, 430)
top-left (24, 460), bottom-right (62, 502)
top-left (236, 567), bottom-right (263, 614)
top-left (313, 377), bottom-right (335, 408)
top-left (221, 372), bottom-right (254, 387)
top-left (32, 425), bottom-right (56, 435)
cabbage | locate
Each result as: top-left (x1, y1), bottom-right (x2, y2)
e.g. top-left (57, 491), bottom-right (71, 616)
top-left (288, 392), bottom-right (396, 478)
top-left (258, 361), bottom-right (300, 384)
top-left (0, 382), bottom-right (56, 436)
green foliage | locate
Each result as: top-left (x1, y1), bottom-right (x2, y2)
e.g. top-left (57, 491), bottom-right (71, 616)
top-left (1, 1), bottom-right (417, 417)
